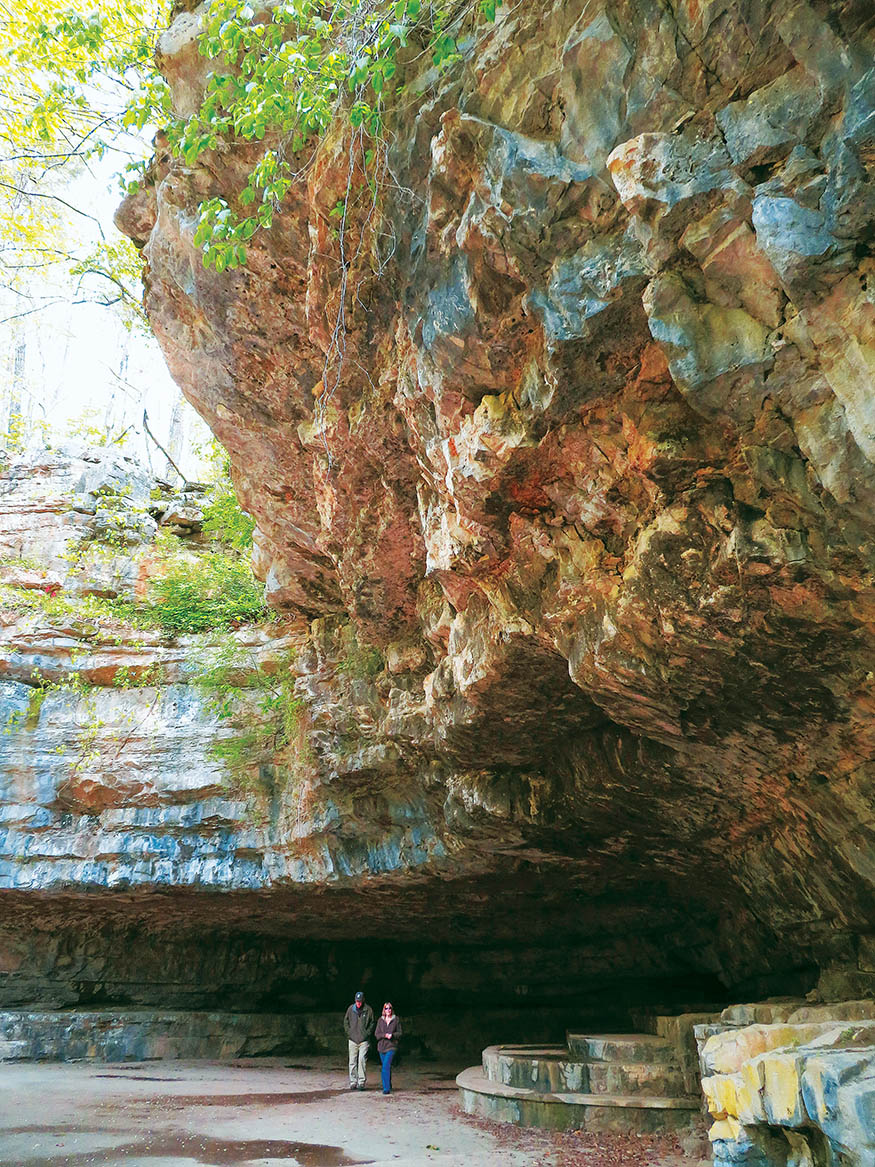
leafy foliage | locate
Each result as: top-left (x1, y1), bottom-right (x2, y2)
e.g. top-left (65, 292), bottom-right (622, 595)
top-left (3, 0), bottom-right (502, 281)
top-left (201, 440), bottom-right (256, 551)
top-left (1, 0), bottom-right (172, 321)
top-left (149, 553), bottom-right (267, 634)
top-left (182, 0), bottom-right (502, 269)
top-left (193, 642), bottom-right (309, 797)
top-left (202, 488), bottom-right (256, 551)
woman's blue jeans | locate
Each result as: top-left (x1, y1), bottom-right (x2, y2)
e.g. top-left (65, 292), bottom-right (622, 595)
top-left (379, 1049), bottom-right (395, 1093)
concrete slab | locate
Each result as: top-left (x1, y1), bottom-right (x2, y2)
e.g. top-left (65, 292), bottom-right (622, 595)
top-left (0, 1057), bottom-right (529, 1167)
top-left (0, 1056), bottom-right (704, 1166)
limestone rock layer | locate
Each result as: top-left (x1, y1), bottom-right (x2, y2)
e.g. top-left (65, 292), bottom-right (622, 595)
top-left (108, 0), bottom-right (875, 998)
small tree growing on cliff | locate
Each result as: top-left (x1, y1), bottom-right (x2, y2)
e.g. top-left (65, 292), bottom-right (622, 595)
top-left (3, 1), bottom-right (500, 275)
top-left (179, 0), bottom-right (502, 270)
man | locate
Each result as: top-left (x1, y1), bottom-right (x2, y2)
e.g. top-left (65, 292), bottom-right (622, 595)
top-left (343, 990), bottom-right (375, 1090)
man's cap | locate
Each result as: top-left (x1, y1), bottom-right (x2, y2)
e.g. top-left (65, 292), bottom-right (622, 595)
top-left (355, 991), bottom-right (364, 1002)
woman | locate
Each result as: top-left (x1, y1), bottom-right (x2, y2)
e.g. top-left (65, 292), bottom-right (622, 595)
top-left (374, 1001), bottom-right (402, 1095)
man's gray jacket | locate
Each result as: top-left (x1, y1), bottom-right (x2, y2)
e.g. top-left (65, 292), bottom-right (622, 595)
top-left (344, 1003), bottom-right (375, 1043)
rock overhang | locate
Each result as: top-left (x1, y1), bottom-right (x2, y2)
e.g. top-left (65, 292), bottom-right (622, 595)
top-left (4, 0), bottom-right (875, 1008)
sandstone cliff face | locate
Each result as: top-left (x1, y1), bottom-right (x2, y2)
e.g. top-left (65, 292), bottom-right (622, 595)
top-left (0, 450), bottom-right (460, 1009)
top-left (0, 451), bottom-right (270, 902)
top-left (108, 0), bottom-right (875, 999)
top-left (3, 450), bottom-right (689, 1016)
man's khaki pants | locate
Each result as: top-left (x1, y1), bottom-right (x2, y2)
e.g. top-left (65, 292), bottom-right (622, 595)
top-left (348, 1039), bottom-right (368, 1087)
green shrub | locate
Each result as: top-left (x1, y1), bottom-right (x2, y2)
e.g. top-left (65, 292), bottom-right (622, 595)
top-left (199, 438), bottom-right (256, 551)
top-left (149, 554), bottom-right (267, 635)
top-left (192, 644), bottom-right (308, 798)
top-left (202, 485), bottom-right (256, 551)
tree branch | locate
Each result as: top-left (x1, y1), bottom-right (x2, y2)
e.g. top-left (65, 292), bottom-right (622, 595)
top-left (0, 297), bottom-right (119, 325)
top-left (74, 266), bottom-right (140, 305)
top-left (0, 181), bottom-right (106, 239)
top-left (142, 409), bottom-right (187, 485)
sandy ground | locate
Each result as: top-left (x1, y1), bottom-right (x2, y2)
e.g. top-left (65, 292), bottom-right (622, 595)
top-left (0, 1057), bottom-right (710, 1167)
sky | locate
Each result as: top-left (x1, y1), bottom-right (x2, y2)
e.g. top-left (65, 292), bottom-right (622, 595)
top-left (1, 148), bottom-right (212, 479)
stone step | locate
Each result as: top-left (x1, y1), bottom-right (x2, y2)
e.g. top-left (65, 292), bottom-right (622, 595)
top-left (481, 1044), bottom-right (688, 1097)
top-left (482, 1045), bottom-right (586, 1093)
top-left (457, 1066), bottom-right (700, 1134)
top-left (588, 1058), bottom-right (688, 1097)
top-left (0, 1039), bottom-right (28, 1061)
top-left (567, 1032), bottom-right (680, 1065)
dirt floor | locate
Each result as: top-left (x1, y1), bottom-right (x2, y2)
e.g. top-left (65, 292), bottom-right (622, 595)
top-left (0, 1057), bottom-right (711, 1166)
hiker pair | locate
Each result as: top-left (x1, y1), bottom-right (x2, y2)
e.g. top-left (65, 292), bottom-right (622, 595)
top-left (343, 992), bottom-right (402, 1094)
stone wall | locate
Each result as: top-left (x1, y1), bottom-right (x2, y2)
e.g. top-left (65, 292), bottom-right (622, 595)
top-left (699, 1000), bottom-right (875, 1165)
top-left (0, 1004), bottom-right (598, 1065)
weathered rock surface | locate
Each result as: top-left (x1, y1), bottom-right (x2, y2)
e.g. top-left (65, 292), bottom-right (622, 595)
top-left (1, 450), bottom-right (719, 1021)
top-left (699, 1002), bottom-right (875, 1165)
top-left (109, 0), bottom-right (875, 1005)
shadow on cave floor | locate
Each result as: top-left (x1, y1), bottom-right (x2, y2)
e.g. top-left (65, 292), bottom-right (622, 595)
top-left (115, 1086), bottom-right (349, 1107)
top-left (0, 1058), bottom-right (701, 1166)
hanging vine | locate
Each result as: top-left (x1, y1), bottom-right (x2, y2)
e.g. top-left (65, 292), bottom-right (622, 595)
top-left (176, 0), bottom-right (503, 270)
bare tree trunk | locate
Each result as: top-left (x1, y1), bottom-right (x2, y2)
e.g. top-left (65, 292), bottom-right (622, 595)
top-left (164, 390), bottom-right (185, 482)
top-left (7, 341), bottom-right (26, 448)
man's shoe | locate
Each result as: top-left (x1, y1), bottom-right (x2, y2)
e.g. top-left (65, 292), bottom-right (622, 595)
top-left (349, 1084), bottom-right (358, 1091)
